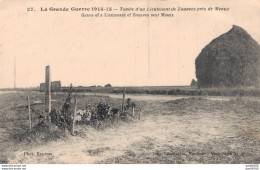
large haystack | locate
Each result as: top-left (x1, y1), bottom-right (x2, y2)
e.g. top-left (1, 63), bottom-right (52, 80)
top-left (195, 25), bottom-right (260, 88)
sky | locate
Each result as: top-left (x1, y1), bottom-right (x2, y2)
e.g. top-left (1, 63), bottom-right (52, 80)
top-left (0, 0), bottom-right (260, 88)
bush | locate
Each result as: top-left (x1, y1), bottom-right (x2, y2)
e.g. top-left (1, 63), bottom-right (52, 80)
top-left (190, 79), bottom-right (197, 87)
top-left (96, 102), bottom-right (110, 120)
top-left (50, 84), bottom-right (74, 131)
top-left (105, 84), bottom-right (112, 88)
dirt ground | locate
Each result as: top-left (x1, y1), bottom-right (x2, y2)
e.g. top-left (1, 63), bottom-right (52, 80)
top-left (0, 92), bottom-right (259, 164)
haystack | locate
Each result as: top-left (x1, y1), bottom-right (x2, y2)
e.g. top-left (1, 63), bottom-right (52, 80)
top-left (195, 25), bottom-right (260, 88)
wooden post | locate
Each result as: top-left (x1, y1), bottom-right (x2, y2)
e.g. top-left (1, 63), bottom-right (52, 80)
top-left (132, 107), bottom-right (135, 116)
top-left (72, 98), bottom-right (77, 135)
top-left (122, 87), bottom-right (126, 113)
top-left (45, 65), bottom-right (51, 122)
top-left (139, 109), bottom-right (141, 120)
top-left (27, 95), bottom-right (32, 131)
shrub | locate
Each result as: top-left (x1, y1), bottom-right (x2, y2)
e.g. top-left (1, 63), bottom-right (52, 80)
top-left (96, 101), bottom-right (110, 120)
top-left (105, 84), bottom-right (112, 88)
top-left (50, 84), bottom-right (74, 131)
top-left (190, 79), bottom-right (197, 87)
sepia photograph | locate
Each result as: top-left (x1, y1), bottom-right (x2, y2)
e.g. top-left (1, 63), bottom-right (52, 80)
top-left (0, 0), bottom-right (259, 169)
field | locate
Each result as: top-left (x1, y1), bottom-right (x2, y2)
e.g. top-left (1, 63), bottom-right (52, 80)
top-left (0, 91), bottom-right (259, 164)
top-left (63, 86), bottom-right (260, 97)
top-left (2, 85), bottom-right (260, 97)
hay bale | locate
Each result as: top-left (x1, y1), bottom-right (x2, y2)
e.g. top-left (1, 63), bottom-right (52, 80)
top-left (195, 25), bottom-right (260, 88)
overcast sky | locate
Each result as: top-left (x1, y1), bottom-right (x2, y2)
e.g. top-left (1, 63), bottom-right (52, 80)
top-left (0, 0), bottom-right (259, 88)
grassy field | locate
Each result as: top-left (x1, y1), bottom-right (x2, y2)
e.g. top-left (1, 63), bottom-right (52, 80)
top-left (0, 91), bottom-right (259, 164)
top-left (1, 85), bottom-right (260, 97)
top-left (61, 86), bottom-right (260, 97)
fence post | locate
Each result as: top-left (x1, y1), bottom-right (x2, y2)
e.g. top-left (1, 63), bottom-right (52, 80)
top-left (122, 87), bottom-right (126, 113)
top-left (139, 109), bottom-right (141, 120)
top-left (45, 65), bottom-right (51, 122)
top-left (27, 94), bottom-right (32, 131)
top-left (72, 98), bottom-right (77, 135)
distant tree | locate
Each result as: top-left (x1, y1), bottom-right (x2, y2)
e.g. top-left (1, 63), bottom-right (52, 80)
top-left (104, 84), bottom-right (112, 88)
top-left (190, 79), bottom-right (197, 87)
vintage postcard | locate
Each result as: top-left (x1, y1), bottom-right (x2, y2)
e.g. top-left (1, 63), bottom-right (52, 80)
top-left (0, 0), bottom-right (259, 169)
